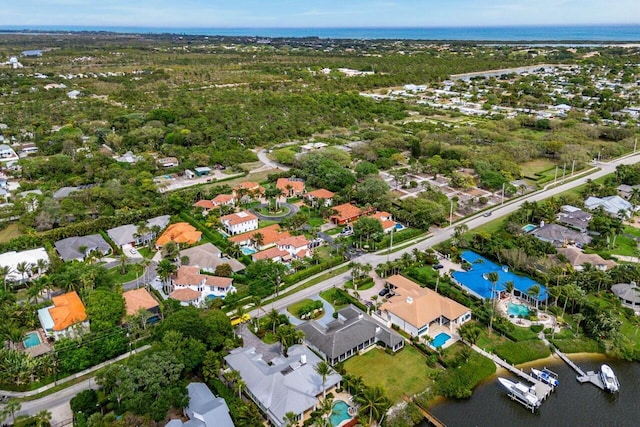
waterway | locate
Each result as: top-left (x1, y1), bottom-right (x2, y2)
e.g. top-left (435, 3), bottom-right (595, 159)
top-left (425, 354), bottom-right (640, 427)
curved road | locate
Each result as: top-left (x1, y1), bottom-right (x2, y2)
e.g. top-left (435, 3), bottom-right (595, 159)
top-left (255, 148), bottom-right (291, 172)
top-left (250, 153), bottom-right (640, 317)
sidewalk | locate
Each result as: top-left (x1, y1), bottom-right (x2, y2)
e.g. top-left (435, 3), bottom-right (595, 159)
top-left (0, 345), bottom-right (151, 398)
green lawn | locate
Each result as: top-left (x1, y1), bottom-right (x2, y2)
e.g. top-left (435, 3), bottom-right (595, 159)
top-left (520, 159), bottom-right (557, 179)
top-left (286, 299), bottom-right (322, 319)
top-left (471, 217), bottom-right (507, 235)
top-left (343, 346), bottom-right (435, 403)
top-left (0, 223), bottom-right (23, 243)
top-left (588, 234), bottom-right (638, 258)
top-left (344, 277), bottom-right (375, 291)
top-left (319, 288), bottom-right (350, 310)
top-left (109, 264), bottom-right (144, 283)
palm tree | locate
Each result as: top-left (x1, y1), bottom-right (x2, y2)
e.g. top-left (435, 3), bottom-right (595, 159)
top-left (504, 280), bottom-right (515, 300)
top-left (252, 232), bottom-right (264, 249)
top-left (3, 398), bottom-right (21, 422)
top-left (0, 265), bottom-right (10, 292)
top-left (35, 258), bottom-right (48, 277)
top-left (156, 259), bottom-right (177, 294)
top-left (33, 410), bottom-right (51, 427)
top-left (162, 241), bottom-right (180, 262)
top-left (314, 361), bottom-right (334, 399)
top-left (119, 252), bottom-right (128, 275)
top-left (354, 386), bottom-right (389, 426)
top-left (15, 261), bottom-right (31, 284)
top-left (573, 313), bottom-right (584, 337)
top-left (486, 271), bottom-right (499, 333)
top-left (135, 221), bottom-right (151, 247)
top-left (227, 243), bottom-right (242, 259)
top-left (283, 411), bottom-right (299, 427)
top-left (149, 225), bottom-right (162, 250)
top-left (527, 284), bottom-right (541, 310)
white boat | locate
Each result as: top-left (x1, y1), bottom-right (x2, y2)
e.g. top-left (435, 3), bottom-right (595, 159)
top-left (531, 368), bottom-right (559, 388)
top-left (498, 377), bottom-right (541, 409)
top-left (600, 364), bottom-right (620, 393)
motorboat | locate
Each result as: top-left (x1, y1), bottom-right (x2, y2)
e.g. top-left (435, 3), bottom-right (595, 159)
top-left (498, 377), bottom-right (541, 409)
top-left (600, 364), bottom-right (620, 393)
top-left (531, 368), bottom-right (559, 388)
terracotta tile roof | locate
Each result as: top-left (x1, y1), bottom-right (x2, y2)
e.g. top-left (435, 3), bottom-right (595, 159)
top-left (229, 224), bottom-right (290, 246)
top-left (307, 189), bottom-right (335, 199)
top-left (174, 266), bottom-right (233, 288)
top-left (193, 199), bottom-right (215, 209)
top-left (212, 194), bottom-right (235, 205)
top-left (234, 182), bottom-right (264, 193)
top-left (380, 275), bottom-right (470, 329)
top-left (123, 288), bottom-right (159, 316)
top-left (220, 211), bottom-right (258, 226)
top-left (276, 178), bottom-right (305, 194)
top-left (156, 222), bottom-right (202, 246)
top-left (252, 247), bottom-right (291, 262)
top-left (204, 276), bottom-right (233, 288)
top-left (169, 288), bottom-right (201, 302)
top-left (49, 291), bottom-right (87, 331)
top-left (277, 235), bottom-right (309, 248)
top-left (330, 203), bottom-right (362, 222)
top-left (296, 249), bottom-right (309, 258)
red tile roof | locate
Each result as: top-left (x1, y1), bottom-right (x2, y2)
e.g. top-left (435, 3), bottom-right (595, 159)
top-left (277, 235), bottom-right (309, 248)
top-left (276, 178), bottom-right (305, 194)
top-left (220, 211), bottom-right (258, 226)
top-left (252, 247), bottom-right (291, 262)
top-left (307, 189), bottom-right (335, 199)
top-left (212, 194), bottom-right (235, 205)
top-left (330, 203), bottom-right (362, 223)
top-left (49, 291), bottom-right (87, 331)
top-left (193, 199), bottom-right (215, 209)
top-left (229, 224), bottom-right (290, 246)
top-left (123, 288), bottom-right (159, 316)
top-left (169, 288), bottom-right (201, 302)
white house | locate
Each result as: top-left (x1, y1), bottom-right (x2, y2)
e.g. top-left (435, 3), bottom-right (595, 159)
top-left (220, 211), bottom-right (258, 235)
top-left (276, 235), bottom-right (311, 259)
top-left (169, 266), bottom-right (235, 307)
top-left (0, 247), bottom-right (49, 283)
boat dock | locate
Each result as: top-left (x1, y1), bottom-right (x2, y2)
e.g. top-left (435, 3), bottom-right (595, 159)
top-left (473, 346), bottom-right (553, 401)
top-left (404, 395), bottom-right (447, 427)
top-left (554, 349), bottom-right (605, 390)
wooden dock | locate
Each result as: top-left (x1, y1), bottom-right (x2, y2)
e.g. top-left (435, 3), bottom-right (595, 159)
top-left (404, 396), bottom-right (447, 427)
top-left (554, 349), bottom-right (605, 390)
top-left (473, 345), bottom-right (553, 401)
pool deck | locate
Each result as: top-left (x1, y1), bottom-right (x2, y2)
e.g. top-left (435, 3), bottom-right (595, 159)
top-left (426, 324), bottom-right (460, 350)
top-left (23, 329), bottom-right (52, 357)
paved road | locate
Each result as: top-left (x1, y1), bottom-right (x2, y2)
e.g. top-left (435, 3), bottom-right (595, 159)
top-left (249, 153), bottom-right (640, 318)
top-left (255, 148), bottom-right (290, 172)
top-left (250, 202), bottom-right (299, 221)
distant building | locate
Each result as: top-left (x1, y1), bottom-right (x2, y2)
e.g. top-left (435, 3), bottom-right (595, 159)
top-left (157, 157), bottom-right (179, 168)
top-left (330, 203), bottom-right (362, 225)
top-left (276, 178), bottom-right (305, 197)
top-left (169, 266), bottom-right (235, 306)
top-left (585, 195), bottom-right (635, 218)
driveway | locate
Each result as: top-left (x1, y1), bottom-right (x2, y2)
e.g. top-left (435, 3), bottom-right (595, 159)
top-left (250, 202), bottom-right (299, 221)
top-left (255, 148), bottom-right (291, 172)
top-left (279, 294), bottom-right (335, 326)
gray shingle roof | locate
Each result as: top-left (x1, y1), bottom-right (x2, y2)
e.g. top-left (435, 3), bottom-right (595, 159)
top-left (180, 243), bottom-right (245, 272)
top-left (297, 305), bottom-right (403, 362)
top-left (532, 224), bottom-right (592, 247)
top-left (54, 234), bottom-right (111, 261)
top-left (224, 345), bottom-right (341, 427)
top-left (106, 215), bottom-right (171, 247)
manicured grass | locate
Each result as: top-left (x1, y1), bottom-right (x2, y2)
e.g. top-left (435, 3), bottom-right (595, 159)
top-left (344, 277), bottom-right (375, 291)
top-left (471, 216), bottom-right (507, 235)
top-left (109, 264), bottom-right (144, 283)
top-left (624, 225), bottom-right (640, 239)
top-left (137, 247), bottom-right (154, 259)
top-left (319, 288), bottom-right (350, 311)
top-left (494, 340), bottom-right (551, 365)
top-left (308, 217), bottom-right (325, 227)
top-left (286, 299), bottom-right (322, 319)
top-left (0, 223), bottom-right (23, 243)
top-left (257, 205), bottom-right (291, 216)
top-left (343, 346), bottom-right (435, 403)
top-left (407, 266), bottom-right (439, 286)
top-left (326, 227), bottom-right (342, 236)
top-left (590, 234), bottom-right (638, 257)
top-left (436, 343), bottom-right (496, 398)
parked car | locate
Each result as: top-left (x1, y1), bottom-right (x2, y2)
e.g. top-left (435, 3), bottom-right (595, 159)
top-left (378, 288), bottom-right (390, 297)
top-left (433, 264), bottom-right (444, 270)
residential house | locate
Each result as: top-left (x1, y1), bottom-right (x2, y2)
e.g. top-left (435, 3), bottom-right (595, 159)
top-left (193, 194), bottom-right (235, 215)
top-left (220, 211), bottom-right (259, 235)
top-left (617, 184), bottom-right (640, 200)
top-left (276, 235), bottom-right (311, 259)
top-left (233, 181), bottom-right (265, 200)
top-left (0, 144), bottom-right (18, 161)
top-left (305, 189), bottom-right (335, 207)
top-left (19, 143), bottom-right (38, 156)
top-left (0, 247), bottom-right (49, 282)
top-left (369, 211), bottom-right (397, 233)
top-left (611, 283), bottom-right (640, 311)
top-left (169, 266), bottom-right (235, 306)
top-left (585, 195), bottom-right (635, 218)
top-left (297, 305), bottom-right (404, 365)
top-left (228, 224), bottom-right (290, 250)
top-left (531, 223), bottom-right (592, 248)
top-left (180, 243), bottom-right (245, 273)
top-left (224, 344), bottom-right (342, 427)
top-left (157, 157), bottom-right (179, 168)
top-left (54, 234), bottom-right (112, 262)
top-left (155, 222), bottom-right (202, 248)
top-left (123, 288), bottom-right (160, 319)
top-left (379, 275), bottom-right (471, 338)
top-left (276, 178), bottom-right (305, 197)
top-left (107, 215), bottom-right (170, 249)
top-left (556, 205), bottom-right (592, 232)
top-left (299, 142), bottom-right (328, 153)
top-left (330, 203), bottom-right (362, 225)
top-left (114, 151), bottom-right (142, 164)
top-left (252, 246), bottom-right (291, 263)
top-left (52, 186), bottom-right (78, 200)
top-left (38, 291), bottom-right (89, 340)
top-left (557, 247), bottom-right (617, 271)
top-left (166, 383), bottom-right (234, 427)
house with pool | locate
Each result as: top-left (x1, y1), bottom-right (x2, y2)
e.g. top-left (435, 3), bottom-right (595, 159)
top-left (38, 291), bottom-right (89, 340)
top-left (378, 275), bottom-right (471, 343)
top-left (169, 266), bottom-right (235, 307)
top-left (452, 251), bottom-right (548, 306)
top-left (225, 344), bottom-right (342, 427)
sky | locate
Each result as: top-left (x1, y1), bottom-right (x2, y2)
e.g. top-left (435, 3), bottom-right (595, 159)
top-left (2, 0), bottom-right (640, 28)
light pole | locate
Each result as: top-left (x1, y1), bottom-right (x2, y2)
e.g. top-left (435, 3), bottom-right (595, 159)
top-left (449, 199), bottom-right (453, 227)
top-left (501, 182), bottom-right (505, 206)
top-left (571, 160), bottom-right (576, 176)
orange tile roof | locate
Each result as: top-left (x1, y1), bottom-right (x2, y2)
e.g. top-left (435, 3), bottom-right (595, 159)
top-left (252, 247), bottom-right (291, 262)
top-left (381, 275), bottom-right (470, 329)
top-left (220, 211), bottom-right (258, 226)
top-left (276, 178), bottom-right (305, 194)
top-left (49, 291), bottom-right (87, 331)
top-left (193, 199), bottom-right (214, 209)
top-left (212, 194), bottom-right (235, 205)
top-left (156, 222), bottom-right (202, 247)
top-left (229, 224), bottom-right (290, 246)
top-left (174, 266), bottom-right (233, 288)
top-left (169, 288), bottom-right (201, 302)
top-left (234, 181), bottom-right (264, 193)
top-left (307, 189), bottom-right (335, 199)
top-left (123, 288), bottom-right (159, 316)
top-left (330, 203), bottom-right (362, 222)
top-left (277, 235), bottom-right (309, 248)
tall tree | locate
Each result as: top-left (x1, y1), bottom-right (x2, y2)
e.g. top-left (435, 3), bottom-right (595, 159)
top-left (314, 361), bottom-right (334, 399)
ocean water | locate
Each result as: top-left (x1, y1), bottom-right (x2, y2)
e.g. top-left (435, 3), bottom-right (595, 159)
top-left (1, 25), bottom-right (640, 41)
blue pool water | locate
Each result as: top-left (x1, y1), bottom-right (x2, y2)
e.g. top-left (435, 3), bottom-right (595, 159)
top-left (23, 332), bottom-right (41, 348)
top-left (330, 401), bottom-right (352, 427)
top-left (431, 332), bottom-right (451, 348)
top-left (522, 224), bottom-right (536, 232)
top-left (206, 294), bottom-right (220, 300)
top-left (395, 223), bottom-right (404, 230)
top-left (507, 302), bottom-right (531, 317)
top-left (241, 246), bottom-right (257, 255)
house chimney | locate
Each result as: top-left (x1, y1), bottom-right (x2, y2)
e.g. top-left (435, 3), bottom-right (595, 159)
top-left (300, 354), bottom-right (307, 365)
top-left (406, 296), bottom-right (413, 304)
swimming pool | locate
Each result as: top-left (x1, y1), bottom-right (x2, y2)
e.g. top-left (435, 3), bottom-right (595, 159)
top-left (23, 332), bottom-right (41, 349)
top-left (522, 224), bottom-right (536, 233)
top-left (241, 246), bottom-right (257, 255)
top-left (431, 332), bottom-right (451, 348)
top-left (507, 302), bottom-right (530, 317)
top-left (330, 400), bottom-right (352, 427)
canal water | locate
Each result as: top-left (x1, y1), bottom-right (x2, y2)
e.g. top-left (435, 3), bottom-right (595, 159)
top-left (426, 354), bottom-right (640, 427)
